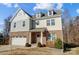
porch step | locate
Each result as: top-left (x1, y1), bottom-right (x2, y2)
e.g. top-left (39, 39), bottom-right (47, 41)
top-left (31, 44), bottom-right (37, 47)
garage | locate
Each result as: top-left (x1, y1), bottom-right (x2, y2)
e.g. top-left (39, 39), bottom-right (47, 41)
top-left (12, 37), bottom-right (27, 46)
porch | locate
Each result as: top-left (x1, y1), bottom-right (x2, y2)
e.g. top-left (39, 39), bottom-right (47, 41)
top-left (29, 28), bottom-right (47, 45)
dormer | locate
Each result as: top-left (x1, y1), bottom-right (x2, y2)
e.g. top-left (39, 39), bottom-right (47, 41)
top-left (36, 12), bottom-right (41, 18)
top-left (48, 10), bottom-right (54, 16)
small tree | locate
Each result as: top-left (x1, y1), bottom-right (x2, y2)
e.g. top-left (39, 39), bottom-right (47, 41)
top-left (55, 38), bottom-right (62, 49)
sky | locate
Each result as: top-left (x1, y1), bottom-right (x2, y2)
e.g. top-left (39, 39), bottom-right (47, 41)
top-left (0, 3), bottom-right (79, 32)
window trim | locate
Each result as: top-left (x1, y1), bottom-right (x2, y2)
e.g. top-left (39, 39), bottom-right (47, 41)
top-left (47, 20), bottom-right (50, 26)
top-left (47, 19), bottom-right (55, 26)
top-left (49, 11), bottom-right (52, 15)
top-left (22, 21), bottom-right (25, 27)
top-left (51, 33), bottom-right (56, 40)
top-left (48, 33), bottom-right (51, 40)
top-left (48, 33), bottom-right (56, 41)
top-left (14, 23), bottom-right (16, 28)
top-left (36, 20), bottom-right (39, 25)
top-left (51, 19), bottom-right (55, 25)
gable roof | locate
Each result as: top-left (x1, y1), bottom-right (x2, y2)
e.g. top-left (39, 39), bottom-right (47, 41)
top-left (10, 8), bottom-right (32, 23)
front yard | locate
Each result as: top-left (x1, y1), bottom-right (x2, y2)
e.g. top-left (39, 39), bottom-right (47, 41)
top-left (64, 47), bottom-right (79, 55)
top-left (0, 45), bottom-right (63, 55)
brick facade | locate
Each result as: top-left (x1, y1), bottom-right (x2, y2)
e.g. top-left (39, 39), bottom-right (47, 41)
top-left (46, 30), bottom-right (63, 47)
top-left (10, 30), bottom-right (63, 47)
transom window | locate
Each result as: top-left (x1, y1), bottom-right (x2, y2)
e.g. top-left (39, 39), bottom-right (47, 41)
top-left (23, 21), bottom-right (25, 27)
top-left (14, 23), bottom-right (16, 28)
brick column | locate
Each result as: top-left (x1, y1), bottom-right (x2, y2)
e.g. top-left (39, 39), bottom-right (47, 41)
top-left (29, 32), bottom-right (31, 44)
top-left (40, 32), bottom-right (43, 44)
top-left (9, 35), bottom-right (12, 45)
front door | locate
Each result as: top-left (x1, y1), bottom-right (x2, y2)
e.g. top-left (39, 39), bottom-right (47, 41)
top-left (36, 32), bottom-right (40, 43)
top-left (31, 32), bottom-right (37, 44)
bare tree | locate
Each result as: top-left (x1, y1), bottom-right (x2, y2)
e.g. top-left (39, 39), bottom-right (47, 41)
top-left (62, 9), bottom-right (71, 43)
top-left (0, 32), bottom-right (4, 45)
top-left (70, 16), bottom-right (79, 45)
top-left (3, 16), bottom-right (12, 45)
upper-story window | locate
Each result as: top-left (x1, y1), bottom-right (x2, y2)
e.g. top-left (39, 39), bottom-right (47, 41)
top-left (23, 21), bottom-right (25, 27)
top-left (47, 20), bottom-right (50, 26)
top-left (36, 20), bottom-right (39, 25)
top-left (14, 23), bottom-right (16, 28)
top-left (47, 19), bottom-right (55, 26)
top-left (51, 19), bottom-right (55, 25)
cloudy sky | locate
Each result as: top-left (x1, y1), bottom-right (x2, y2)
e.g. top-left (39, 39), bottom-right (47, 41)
top-left (0, 3), bottom-right (79, 32)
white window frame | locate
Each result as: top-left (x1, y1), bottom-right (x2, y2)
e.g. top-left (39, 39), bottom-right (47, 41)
top-left (23, 21), bottom-right (25, 27)
top-left (36, 20), bottom-right (39, 25)
top-left (48, 33), bottom-right (51, 40)
top-left (47, 20), bottom-right (50, 26)
top-left (51, 33), bottom-right (56, 40)
top-left (47, 19), bottom-right (55, 26)
top-left (48, 33), bottom-right (56, 41)
top-left (14, 22), bottom-right (16, 28)
top-left (51, 19), bottom-right (55, 25)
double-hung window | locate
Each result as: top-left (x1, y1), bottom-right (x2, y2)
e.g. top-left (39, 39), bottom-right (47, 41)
top-left (36, 20), bottom-right (39, 25)
top-left (14, 23), bottom-right (16, 28)
top-left (23, 21), bottom-right (25, 27)
top-left (47, 19), bottom-right (55, 26)
top-left (51, 33), bottom-right (56, 40)
top-left (48, 33), bottom-right (56, 40)
top-left (47, 20), bottom-right (50, 26)
top-left (48, 34), bottom-right (51, 40)
top-left (51, 19), bottom-right (55, 25)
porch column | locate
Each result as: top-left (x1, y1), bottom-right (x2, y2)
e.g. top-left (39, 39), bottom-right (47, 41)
top-left (40, 31), bottom-right (43, 44)
top-left (29, 32), bottom-right (31, 44)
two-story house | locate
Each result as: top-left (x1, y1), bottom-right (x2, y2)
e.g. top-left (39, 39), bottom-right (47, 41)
top-left (10, 8), bottom-right (63, 47)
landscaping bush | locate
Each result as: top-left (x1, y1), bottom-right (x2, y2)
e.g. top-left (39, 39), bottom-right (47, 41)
top-left (55, 38), bottom-right (62, 49)
top-left (42, 44), bottom-right (46, 47)
top-left (37, 42), bottom-right (42, 47)
top-left (37, 42), bottom-right (46, 47)
top-left (25, 43), bottom-right (31, 47)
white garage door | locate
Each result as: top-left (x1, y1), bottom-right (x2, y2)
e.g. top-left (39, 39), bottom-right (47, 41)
top-left (12, 37), bottom-right (27, 46)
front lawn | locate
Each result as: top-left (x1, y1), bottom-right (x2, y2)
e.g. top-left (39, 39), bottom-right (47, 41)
top-left (0, 47), bottom-right (63, 55)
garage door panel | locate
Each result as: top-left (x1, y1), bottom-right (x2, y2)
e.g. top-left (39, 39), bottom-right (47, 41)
top-left (12, 37), bottom-right (27, 46)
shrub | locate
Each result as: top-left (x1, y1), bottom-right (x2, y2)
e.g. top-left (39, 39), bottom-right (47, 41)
top-left (55, 38), bottom-right (62, 49)
top-left (25, 43), bottom-right (31, 47)
top-left (63, 43), bottom-right (71, 52)
top-left (37, 42), bottom-right (42, 47)
top-left (42, 44), bottom-right (46, 47)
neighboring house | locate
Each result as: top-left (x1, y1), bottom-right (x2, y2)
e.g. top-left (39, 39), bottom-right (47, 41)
top-left (10, 8), bottom-right (63, 47)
